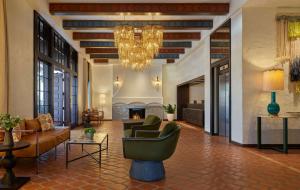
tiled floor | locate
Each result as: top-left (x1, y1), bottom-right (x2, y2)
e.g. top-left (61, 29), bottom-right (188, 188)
top-left (2, 121), bottom-right (300, 190)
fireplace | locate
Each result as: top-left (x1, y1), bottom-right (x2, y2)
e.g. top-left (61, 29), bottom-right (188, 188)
top-left (129, 108), bottom-right (145, 119)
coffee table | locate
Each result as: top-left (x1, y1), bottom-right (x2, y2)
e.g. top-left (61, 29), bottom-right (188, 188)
top-left (66, 133), bottom-right (108, 168)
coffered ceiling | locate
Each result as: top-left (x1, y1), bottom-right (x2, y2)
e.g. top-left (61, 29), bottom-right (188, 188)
top-left (49, 1), bottom-right (231, 64)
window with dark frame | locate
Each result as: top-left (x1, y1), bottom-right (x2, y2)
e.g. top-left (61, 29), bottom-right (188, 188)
top-left (34, 11), bottom-right (78, 127)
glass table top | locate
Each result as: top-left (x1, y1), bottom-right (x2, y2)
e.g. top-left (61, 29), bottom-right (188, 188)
top-left (68, 132), bottom-right (108, 145)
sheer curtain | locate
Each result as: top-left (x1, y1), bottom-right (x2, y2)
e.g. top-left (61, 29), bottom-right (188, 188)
top-left (0, 0), bottom-right (8, 113)
top-left (82, 58), bottom-right (89, 110)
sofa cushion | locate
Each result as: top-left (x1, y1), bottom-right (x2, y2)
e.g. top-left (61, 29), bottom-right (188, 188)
top-left (25, 118), bottom-right (41, 133)
top-left (13, 132), bottom-right (56, 158)
top-left (159, 122), bottom-right (178, 137)
top-left (43, 127), bottom-right (70, 145)
top-left (143, 115), bottom-right (160, 125)
top-left (38, 114), bottom-right (54, 131)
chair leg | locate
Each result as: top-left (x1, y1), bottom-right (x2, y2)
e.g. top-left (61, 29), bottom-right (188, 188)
top-left (36, 157), bottom-right (39, 174)
top-left (54, 146), bottom-right (57, 160)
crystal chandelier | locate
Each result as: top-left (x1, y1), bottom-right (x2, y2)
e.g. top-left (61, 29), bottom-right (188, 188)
top-left (114, 25), bottom-right (163, 71)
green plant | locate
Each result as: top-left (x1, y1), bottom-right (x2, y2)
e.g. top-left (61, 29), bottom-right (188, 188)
top-left (163, 104), bottom-right (177, 114)
top-left (0, 114), bottom-right (21, 131)
top-left (84, 127), bottom-right (96, 134)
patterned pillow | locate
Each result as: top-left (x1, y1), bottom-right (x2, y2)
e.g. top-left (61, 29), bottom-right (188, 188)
top-left (38, 114), bottom-right (54, 131)
top-left (13, 125), bottom-right (22, 142)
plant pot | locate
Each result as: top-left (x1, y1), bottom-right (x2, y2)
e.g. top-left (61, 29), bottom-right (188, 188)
top-left (3, 129), bottom-right (14, 147)
top-left (85, 132), bottom-right (94, 140)
top-left (166, 114), bottom-right (175, 121)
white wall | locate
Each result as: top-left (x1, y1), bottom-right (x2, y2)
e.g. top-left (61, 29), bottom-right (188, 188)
top-left (242, 7), bottom-right (300, 144)
top-left (164, 36), bottom-right (212, 131)
top-left (189, 83), bottom-right (205, 104)
top-left (91, 64), bottom-right (113, 120)
top-left (162, 63), bottom-right (177, 119)
top-left (6, 0), bottom-right (88, 119)
top-left (113, 63), bottom-right (163, 104)
top-left (230, 10), bottom-right (244, 144)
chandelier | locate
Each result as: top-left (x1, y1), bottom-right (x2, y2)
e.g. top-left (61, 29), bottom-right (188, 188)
top-left (114, 25), bottom-right (163, 71)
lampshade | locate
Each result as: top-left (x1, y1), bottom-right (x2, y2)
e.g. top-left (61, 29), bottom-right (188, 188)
top-left (99, 93), bottom-right (106, 105)
top-left (263, 69), bottom-right (284, 91)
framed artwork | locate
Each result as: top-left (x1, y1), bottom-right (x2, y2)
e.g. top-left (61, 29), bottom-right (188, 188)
top-left (290, 57), bottom-right (300, 81)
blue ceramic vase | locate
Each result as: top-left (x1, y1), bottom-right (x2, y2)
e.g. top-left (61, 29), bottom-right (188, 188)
top-left (267, 92), bottom-right (280, 116)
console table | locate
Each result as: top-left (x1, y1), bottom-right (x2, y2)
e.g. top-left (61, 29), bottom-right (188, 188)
top-left (257, 114), bottom-right (300, 153)
top-left (0, 141), bottom-right (30, 189)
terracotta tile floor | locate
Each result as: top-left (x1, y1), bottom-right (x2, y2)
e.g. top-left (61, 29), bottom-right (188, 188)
top-left (2, 121), bottom-right (300, 190)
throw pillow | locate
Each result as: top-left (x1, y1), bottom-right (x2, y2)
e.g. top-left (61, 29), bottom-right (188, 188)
top-left (38, 114), bottom-right (54, 131)
top-left (13, 125), bottom-right (22, 142)
top-left (0, 131), bottom-right (4, 142)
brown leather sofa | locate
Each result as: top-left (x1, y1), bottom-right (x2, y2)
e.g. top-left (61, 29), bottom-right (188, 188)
top-left (0, 118), bottom-right (70, 173)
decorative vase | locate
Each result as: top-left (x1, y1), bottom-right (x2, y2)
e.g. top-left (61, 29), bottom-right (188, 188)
top-left (3, 129), bottom-right (14, 147)
top-left (167, 114), bottom-right (175, 121)
top-left (85, 132), bottom-right (94, 140)
top-left (267, 92), bottom-right (280, 116)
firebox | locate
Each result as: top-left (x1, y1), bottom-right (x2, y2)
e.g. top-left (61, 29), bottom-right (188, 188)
top-left (129, 108), bottom-right (145, 119)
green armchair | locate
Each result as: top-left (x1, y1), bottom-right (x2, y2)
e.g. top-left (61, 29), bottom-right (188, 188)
top-left (123, 115), bottom-right (162, 137)
top-left (122, 122), bottom-right (181, 181)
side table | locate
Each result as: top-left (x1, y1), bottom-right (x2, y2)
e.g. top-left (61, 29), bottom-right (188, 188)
top-left (0, 141), bottom-right (30, 189)
top-left (257, 114), bottom-right (300, 153)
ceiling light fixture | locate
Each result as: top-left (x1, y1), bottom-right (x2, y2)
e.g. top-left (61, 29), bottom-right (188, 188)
top-left (114, 14), bottom-right (163, 71)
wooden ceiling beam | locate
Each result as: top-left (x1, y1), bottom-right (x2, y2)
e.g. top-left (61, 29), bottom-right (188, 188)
top-left (86, 48), bottom-right (185, 54)
top-left (94, 59), bottom-right (109, 64)
top-left (211, 54), bottom-right (228, 59)
top-left (211, 32), bottom-right (230, 40)
top-left (80, 41), bottom-right (192, 48)
top-left (63, 20), bottom-right (212, 30)
top-left (210, 49), bottom-right (229, 54)
top-left (90, 54), bottom-right (179, 59)
top-left (73, 32), bottom-right (200, 40)
top-left (210, 41), bottom-right (230, 47)
top-left (166, 59), bottom-right (175, 64)
top-left (50, 3), bottom-right (229, 15)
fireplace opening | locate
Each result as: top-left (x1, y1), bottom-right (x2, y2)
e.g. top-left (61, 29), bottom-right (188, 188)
top-left (129, 108), bottom-right (145, 119)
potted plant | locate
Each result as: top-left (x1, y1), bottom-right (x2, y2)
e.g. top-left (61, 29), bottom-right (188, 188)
top-left (0, 114), bottom-right (21, 146)
top-left (163, 104), bottom-right (177, 121)
top-left (84, 127), bottom-right (96, 140)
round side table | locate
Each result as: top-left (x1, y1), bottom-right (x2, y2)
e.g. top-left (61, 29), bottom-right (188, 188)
top-left (0, 141), bottom-right (30, 189)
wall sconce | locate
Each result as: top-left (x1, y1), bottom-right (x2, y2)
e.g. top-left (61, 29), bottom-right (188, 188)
top-left (114, 76), bottom-right (121, 87)
top-left (154, 76), bottom-right (161, 87)
top-left (153, 76), bottom-right (161, 90)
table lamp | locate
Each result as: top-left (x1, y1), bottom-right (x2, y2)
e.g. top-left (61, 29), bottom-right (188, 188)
top-left (263, 69), bottom-right (284, 116)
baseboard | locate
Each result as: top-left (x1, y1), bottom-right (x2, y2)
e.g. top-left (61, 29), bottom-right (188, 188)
top-left (230, 141), bottom-right (256, 147)
top-left (230, 141), bottom-right (300, 147)
top-left (163, 119), bottom-right (178, 121)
